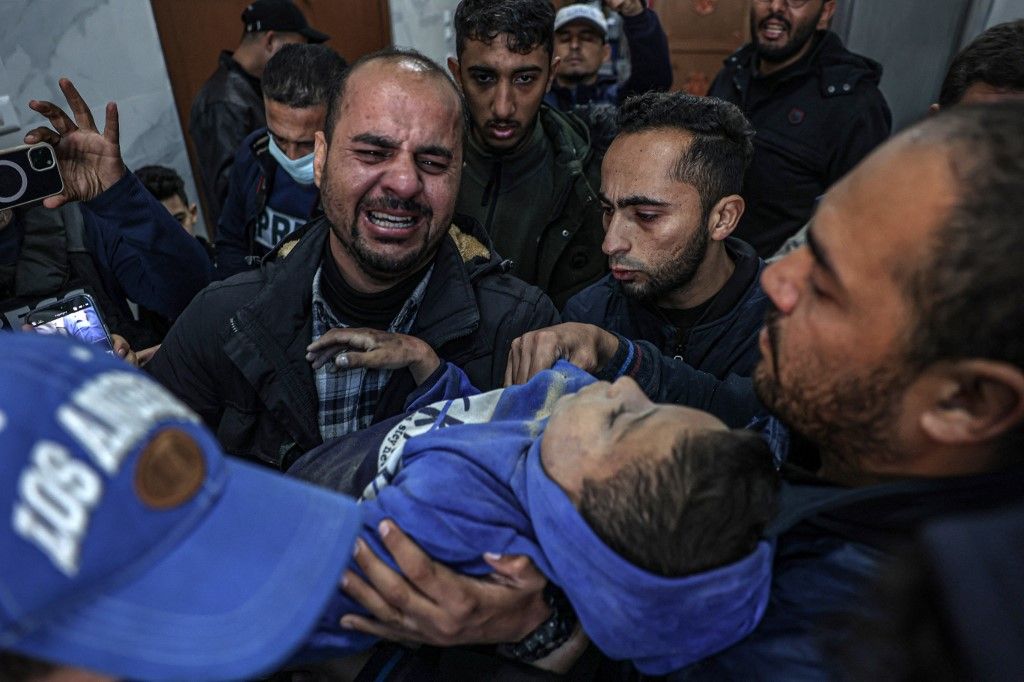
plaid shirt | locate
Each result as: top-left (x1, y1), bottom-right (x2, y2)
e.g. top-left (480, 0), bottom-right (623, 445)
top-left (310, 264), bottom-right (433, 442)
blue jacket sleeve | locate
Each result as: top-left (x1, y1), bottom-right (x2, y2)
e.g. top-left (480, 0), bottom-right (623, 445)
top-left (214, 140), bottom-right (257, 280)
top-left (598, 336), bottom-right (767, 428)
top-left (404, 362), bottom-right (481, 411)
top-left (80, 172), bottom-right (212, 321)
top-left (619, 7), bottom-right (673, 101)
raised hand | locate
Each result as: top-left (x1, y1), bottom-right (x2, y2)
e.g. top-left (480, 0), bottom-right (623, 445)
top-left (24, 78), bottom-right (125, 208)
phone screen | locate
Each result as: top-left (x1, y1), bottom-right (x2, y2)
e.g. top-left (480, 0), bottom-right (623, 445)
top-left (28, 298), bottom-right (114, 354)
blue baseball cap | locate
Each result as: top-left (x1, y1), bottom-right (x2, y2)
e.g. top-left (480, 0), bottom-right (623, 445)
top-left (0, 334), bottom-right (361, 680)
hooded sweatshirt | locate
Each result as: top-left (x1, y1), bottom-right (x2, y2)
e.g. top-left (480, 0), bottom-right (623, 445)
top-left (292, 361), bottom-right (772, 674)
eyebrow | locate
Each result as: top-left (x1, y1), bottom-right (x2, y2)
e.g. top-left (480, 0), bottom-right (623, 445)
top-left (599, 193), bottom-right (671, 209)
top-left (805, 225), bottom-right (839, 282)
top-left (268, 128), bottom-right (314, 144)
top-left (352, 133), bottom-right (454, 161)
top-left (619, 408), bottom-right (658, 441)
top-left (467, 65), bottom-right (543, 76)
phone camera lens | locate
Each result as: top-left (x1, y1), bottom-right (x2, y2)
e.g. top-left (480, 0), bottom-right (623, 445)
top-left (29, 146), bottom-right (55, 171)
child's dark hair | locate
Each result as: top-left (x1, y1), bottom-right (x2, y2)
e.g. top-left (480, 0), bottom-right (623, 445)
top-left (134, 165), bottom-right (188, 206)
top-left (578, 428), bottom-right (777, 577)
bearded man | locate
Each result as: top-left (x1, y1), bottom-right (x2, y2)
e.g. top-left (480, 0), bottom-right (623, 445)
top-left (146, 49), bottom-right (558, 470)
top-left (506, 92), bottom-right (767, 427)
top-left (707, 0), bottom-right (891, 257)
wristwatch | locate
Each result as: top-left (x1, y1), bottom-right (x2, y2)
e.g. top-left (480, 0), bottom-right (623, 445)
top-left (497, 585), bottom-right (578, 663)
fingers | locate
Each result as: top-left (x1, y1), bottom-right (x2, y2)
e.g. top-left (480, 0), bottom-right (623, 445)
top-left (340, 558), bottom-right (407, 630)
top-left (306, 327), bottom-right (376, 353)
top-left (483, 553), bottom-right (546, 589)
top-left (58, 78), bottom-right (98, 132)
top-left (376, 520), bottom-right (448, 603)
top-left (23, 126), bottom-right (61, 146)
top-left (136, 344), bottom-right (161, 367)
top-left (338, 612), bottom-right (414, 643)
top-left (506, 330), bottom-right (561, 385)
top-left (351, 529), bottom-right (443, 619)
top-left (28, 99), bottom-right (76, 136)
top-left (103, 101), bottom-right (119, 145)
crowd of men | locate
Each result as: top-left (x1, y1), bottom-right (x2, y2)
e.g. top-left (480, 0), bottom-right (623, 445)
top-left (2, 0), bottom-right (1024, 679)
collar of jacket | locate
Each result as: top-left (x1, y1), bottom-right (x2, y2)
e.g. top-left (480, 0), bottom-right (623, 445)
top-left (220, 50), bottom-right (262, 96)
top-left (221, 216), bottom-right (496, 453)
top-left (724, 31), bottom-right (883, 97)
top-left (770, 458), bottom-right (1024, 547)
top-left (613, 237), bottom-right (764, 350)
top-left (534, 105), bottom-right (602, 290)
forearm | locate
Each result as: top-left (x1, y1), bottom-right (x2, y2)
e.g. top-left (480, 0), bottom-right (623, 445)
top-left (82, 173), bottom-right (212, 318)
top-left (620, 7), bottom-right (673, 98)
top-left (598, 337), bottom-right (767, 427)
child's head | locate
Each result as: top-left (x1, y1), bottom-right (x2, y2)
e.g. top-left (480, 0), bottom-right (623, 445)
top-left (540, 376), bottom-right (777, 577)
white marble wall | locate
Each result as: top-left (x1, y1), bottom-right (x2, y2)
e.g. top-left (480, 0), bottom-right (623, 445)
top-left (389, 0), bottom-right (461, 68)
top-left (0, 0), bottom-right (208, 236)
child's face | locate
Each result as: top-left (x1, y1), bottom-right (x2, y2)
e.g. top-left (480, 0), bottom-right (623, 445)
top-left (540, 377), bottom-right (726, 501)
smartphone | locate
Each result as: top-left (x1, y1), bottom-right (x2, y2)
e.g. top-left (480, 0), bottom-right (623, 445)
top-left (25, 293), bottom-right (115, 355)
top-left (0, 142), bottom-right (64, 211)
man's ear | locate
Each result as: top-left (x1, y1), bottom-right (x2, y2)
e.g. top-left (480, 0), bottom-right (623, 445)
top-left (547, 56), bottom-right (561, 91)
top-left (706, 194), bottom-right (745, 241)
top-left (928, 103), bottom-right (941, 115)
top-left (262, 30), bottom-right (278, 55)
top-left (919, 359), bottom-right (1024, 446)
top-left (188, 203), bottom-right (198, 221)
top-left (313, 130), bottom-right (327, 188)
top-left (447, 57), bottom-right (464, 90)
top-left (601, 43), bottom-right (612, 64)
top-left (818, 1), bottom-right (837, 29)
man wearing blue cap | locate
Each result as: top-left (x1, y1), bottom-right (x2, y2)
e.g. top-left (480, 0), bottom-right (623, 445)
top-left (0, 333), bottom-right (362, 681)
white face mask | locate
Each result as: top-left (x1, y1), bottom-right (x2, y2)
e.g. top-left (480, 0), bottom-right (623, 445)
top-left (267, 135), bottom-right (316, 186)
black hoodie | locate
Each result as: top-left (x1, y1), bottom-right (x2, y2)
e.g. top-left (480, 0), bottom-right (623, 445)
top-left (709, 31), bottom-right (892, 257)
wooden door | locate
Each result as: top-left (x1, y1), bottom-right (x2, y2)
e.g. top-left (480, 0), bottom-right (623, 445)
top-left (656, 0), bottom-right (750, 95)
top-left (550, 1), bottom-right (750, 95)
top-left (150, 0), bottom-right (392, 232)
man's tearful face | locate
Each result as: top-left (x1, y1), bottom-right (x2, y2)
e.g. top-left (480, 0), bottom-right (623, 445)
top-left (314, 60), bottom-right (463, 291)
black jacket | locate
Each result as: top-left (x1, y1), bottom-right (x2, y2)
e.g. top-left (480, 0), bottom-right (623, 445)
top-left (563, 238), bottom-right (768, 427)
top-left (189, 51), bottom-right (266, 228)
top-left (147, 216), bottom-right (559, 470)
top-left (678, 460), bottom-right (1024, 680)
top-left (214, 128), bottom-right (321, 279)
top-left (708, 31), bottom-right (891, 256)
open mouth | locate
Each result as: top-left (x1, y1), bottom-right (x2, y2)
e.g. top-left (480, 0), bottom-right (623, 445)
top-left (759, 18), bottom-right (789, 41)
top-left (366, 211), bottom-right (417, 229)
top-left (488, 122), bottom-right (519, 140)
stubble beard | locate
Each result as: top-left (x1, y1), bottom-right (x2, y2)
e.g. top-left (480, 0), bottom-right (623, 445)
top-left (753, 306), bottom-right (912, 473)
top-left (321, 166), bottom-right (444, 281)
top-left (617, 224), bottom-right (710, 304)
top-left (751, 8), bottom-right (822, 65)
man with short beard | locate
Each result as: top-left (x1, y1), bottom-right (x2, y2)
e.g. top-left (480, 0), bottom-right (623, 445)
top-left (146, 49), bottom-right (558, 471)
top-left (674, 101), bottom-right (1024, 678)
top-left (708, 0), bottom-right (891, 257)
top-left (506, 92), bottom-right (767, 427)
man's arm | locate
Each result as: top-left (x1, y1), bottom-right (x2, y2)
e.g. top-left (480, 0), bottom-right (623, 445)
top-left (80, 173), bottom-right (212, 320)
top-left (24, 78), bottom-right (211, 321)
top-left (506, 323), bottom-right (765, 427)
top-left (609, 0), bottom-right (673, 101)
